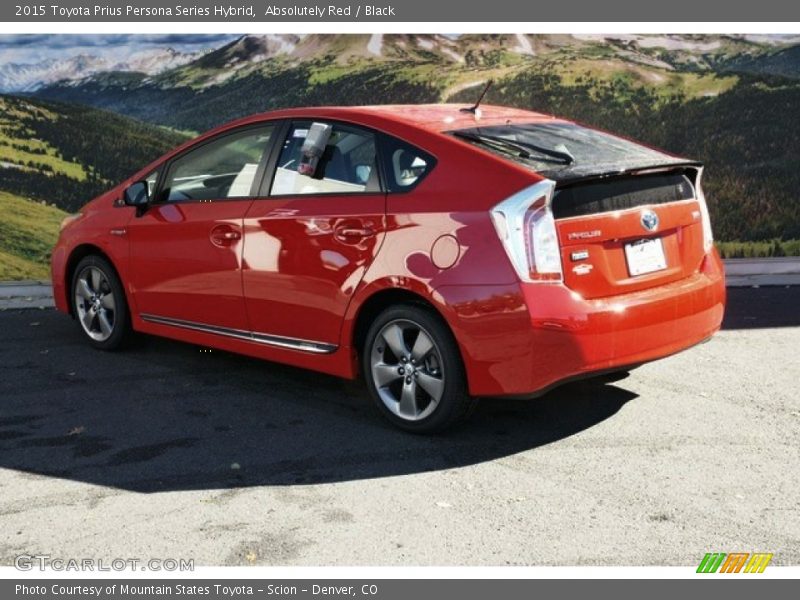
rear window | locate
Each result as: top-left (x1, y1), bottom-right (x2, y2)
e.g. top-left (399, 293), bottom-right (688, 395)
top-left (552, 171), bottom-right (696, 220)
top-left (452, 122), bottom-right (691, 181)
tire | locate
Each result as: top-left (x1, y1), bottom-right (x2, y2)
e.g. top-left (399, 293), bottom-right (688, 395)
top-left (70, 255), bottom-right (131, 351)
top-left (362, 304), bottom-right (475, 433)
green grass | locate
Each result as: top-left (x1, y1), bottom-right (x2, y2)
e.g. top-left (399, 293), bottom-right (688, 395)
top-left (555, 57), bottom-right (739, 101)
top-left (0, 134), bottom-right (88, 180)
top-left (307, 62), bottom-right (362, 85)
top-left (716, 239), bottom-right (800, 258)
top-left (0, 191), bottom-right (67, 280)
top-left (0, 96), bottom-right (88, 180)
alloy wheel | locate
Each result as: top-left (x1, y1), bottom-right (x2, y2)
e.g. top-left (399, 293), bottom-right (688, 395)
top-left (74, 266), bottom-right (116, 342)
top-left (370, 319), bottom-right (445, 421)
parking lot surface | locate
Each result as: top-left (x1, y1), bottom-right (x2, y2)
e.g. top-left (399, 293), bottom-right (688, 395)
top-left (1, 287), bottom-right (798, 566)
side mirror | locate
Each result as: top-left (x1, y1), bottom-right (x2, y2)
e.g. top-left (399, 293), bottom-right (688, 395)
top-left (123, 181), bottom-right (149, 207)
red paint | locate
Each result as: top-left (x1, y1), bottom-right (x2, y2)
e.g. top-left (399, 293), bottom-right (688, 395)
top-left (127, 201), bottom-right (252, 330)
top-left (52, 104), bottom-right (725, 398)
top-left (241, 193), bottom-right (386, 345)
top-left (557, 199), bottom-right (706, 299)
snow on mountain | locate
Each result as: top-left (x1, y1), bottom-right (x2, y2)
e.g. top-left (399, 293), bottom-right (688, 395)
top-left (571, 34), bottom-right (723, 51)
top-left (0, 55), bottom-right (104, 92)
top-left (5, 33), bottom-right (797, 94)
top-left (208, 34), bottom-right (302, 66)
top-left (120, 47), bottom-right (201, 74)
top-left (0, 47), bottom-right (200, 92)
top-left (513, 34), bottom-right (535, 56)
top-left (367, 34), bottom-right (383, 56)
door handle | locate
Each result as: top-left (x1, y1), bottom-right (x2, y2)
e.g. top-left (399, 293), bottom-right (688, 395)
top-left (334, 226), bottom-right (375, 242)
top-left (210, 225), bottom-right (242, 247)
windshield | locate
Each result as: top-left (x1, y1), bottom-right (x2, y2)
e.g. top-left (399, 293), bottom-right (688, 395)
top-left (452, 122), bottom-right (693, 181)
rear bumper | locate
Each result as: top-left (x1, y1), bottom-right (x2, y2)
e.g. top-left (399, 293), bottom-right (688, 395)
top-left (436, 251), bottom-right (725, 397)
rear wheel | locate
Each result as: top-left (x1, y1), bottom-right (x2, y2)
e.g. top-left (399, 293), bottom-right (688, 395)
top-left (363, 304), bottom-right (474, 433)
top-left (71, 255), bottom-right (131, 350)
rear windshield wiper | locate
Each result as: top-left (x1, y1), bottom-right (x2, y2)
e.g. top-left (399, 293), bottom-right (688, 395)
top-left (453, 131), bottom-right (575, 165)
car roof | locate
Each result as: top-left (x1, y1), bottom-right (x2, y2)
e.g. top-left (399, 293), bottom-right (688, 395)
top-left (240, 103), bottom-right (566, 134)
top-left (150, 103), bottom-right (572, 179)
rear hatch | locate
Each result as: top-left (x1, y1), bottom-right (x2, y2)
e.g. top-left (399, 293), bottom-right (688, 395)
top-left (554, 168), bottom-right (706, 299)
top-left (451, 120), bottom-right (709, 299)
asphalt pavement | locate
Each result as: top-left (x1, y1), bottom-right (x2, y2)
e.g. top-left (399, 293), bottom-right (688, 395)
top-left (0, 287), bottom-right (798, 566)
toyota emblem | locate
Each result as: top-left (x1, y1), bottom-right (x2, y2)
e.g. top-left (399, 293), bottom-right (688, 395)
top-left (641, 209), bottom-right (659, 232)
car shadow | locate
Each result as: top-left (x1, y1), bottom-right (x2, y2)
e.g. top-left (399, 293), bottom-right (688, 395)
top-left (0, 310), bottom-right (637, 493)
top-left (721, 286), bottom-right (800, 330)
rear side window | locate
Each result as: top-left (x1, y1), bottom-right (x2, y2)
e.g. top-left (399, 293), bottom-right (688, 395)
top-left (380, 136), bottom-right (435, 192)
top-left (161, 125), bottom-right (274, 202)
top-left (270, 121), bottom-right (379, 196)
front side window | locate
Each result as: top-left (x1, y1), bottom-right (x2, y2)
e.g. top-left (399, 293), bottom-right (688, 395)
top-left (270, 122), bottom-right (378, 196)
top-left (162, 125), bottom-right (274, 202)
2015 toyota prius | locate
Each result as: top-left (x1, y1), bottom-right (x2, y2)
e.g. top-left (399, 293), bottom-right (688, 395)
top-left (51, 103), bottom-right (725, 432)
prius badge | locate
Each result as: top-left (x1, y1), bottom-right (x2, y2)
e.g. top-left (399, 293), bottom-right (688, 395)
top-left (641, 209), bottom-right (659, 232)
top-left (567, 229), bottom-right (602, 241)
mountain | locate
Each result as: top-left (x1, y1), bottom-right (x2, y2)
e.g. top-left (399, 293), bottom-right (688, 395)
top-left (0, 47), bottom-right (202, 92)
top-left (22, 33), bottom-right (799, 96)
top-left (0, 94), bottom-right (189, 279)
top-left (1, 55), bottom-right (104, 93)
top-left (0, 94), bottom-right (188, 213)
top-left (0, 190), bottom-right (67, 280)
top-left (721, 44), bottom-right (800, 78)
top-left (450, 72), bottom-right (800, 243)
top-left (34, 33), bottom-right (800, 130)
top-left (4, 33), bottom-right (798, 280)
top-left (13, 33), bottom-right (800, 249)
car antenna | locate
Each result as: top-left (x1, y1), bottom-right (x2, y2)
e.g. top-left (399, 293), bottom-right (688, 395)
top-left (460, 80), bottom-right (493, 114)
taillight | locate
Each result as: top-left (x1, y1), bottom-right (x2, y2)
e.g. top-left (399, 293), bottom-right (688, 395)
top-left (695, 167), bottom-right (714, 254)
top-left (490, 179), bottom-right (563, 282)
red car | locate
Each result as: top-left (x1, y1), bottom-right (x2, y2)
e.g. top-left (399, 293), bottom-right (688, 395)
top-left (51, 104), bottom-right (725, 432)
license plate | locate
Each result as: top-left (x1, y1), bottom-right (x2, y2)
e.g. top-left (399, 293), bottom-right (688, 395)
top-left (624, 238), bottom-right (667, 276)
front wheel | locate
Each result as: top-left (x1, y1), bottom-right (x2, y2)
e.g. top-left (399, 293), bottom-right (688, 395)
top-left (363, 304), bottom-right (474, 433)
top-left (71, 255), bottom-right (131, 350)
